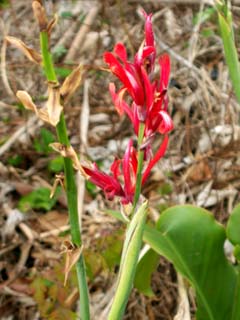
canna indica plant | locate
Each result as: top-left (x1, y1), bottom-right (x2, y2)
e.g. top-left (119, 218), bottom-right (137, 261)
top-left (6, 1), bottom-right (240, 319)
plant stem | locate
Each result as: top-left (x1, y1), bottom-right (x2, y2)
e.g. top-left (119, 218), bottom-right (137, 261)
top-left (133, 122), bottom-right (145, 209)
top-left (108, 201), bottom-right (148, 320)
top-left (40, 30), bottom-right (90, 320)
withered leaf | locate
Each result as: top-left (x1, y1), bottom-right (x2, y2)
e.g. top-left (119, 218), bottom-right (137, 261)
top-left (17, 89), bottom-right (62, 127)
top-left (50, 143), bottom-right (88, 177)
top-left (47, 14), bottom-right (58, 36)
top-left (6, 36), bottom-right (42, 64)
top-left (44, 84), bottom-right (63, 126)
top-left (32, 1), bottom-right (48, 31)
top-left (61, 241), bottom-right (83, 286)
top-left (60, 65), bottom-right (83, 102)
top-left (16, 91), bottom-right (38, 113)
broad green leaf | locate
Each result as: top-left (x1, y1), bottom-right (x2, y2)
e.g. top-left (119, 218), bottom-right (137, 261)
top-left (143, 205), bottom-right (237, 320)
top-left (134, 247), bottom-right (159, 297)
top-left (227, 204), bottom-right (240, 246)
top-left (234, 245), bottom-right (240, 261)
top-left (231, 267), bottom-right (240, 320)
top-left (226, 204), bottom-right (240, 320)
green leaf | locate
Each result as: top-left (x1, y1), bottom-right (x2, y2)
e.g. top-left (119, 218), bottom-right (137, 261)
top-left (134, 247), bottom-right (159, 297)
top-left (227, 204), bottom-right (240, 246)
top-left (226, 204), bottom-right (240, 319)
top-left (48, 156), bottom-right (64, 173)
top-left (84, 250), bottom-right (107, 280)
top-left (193, 7), bottom-right (216, 25)
top-left (7, 155), bottom-right (23, 167)
top-left (158, 182), bottom-right (172, 196)
top-left (60, 11), bottom-right (73, 19)
top-left (0, 0), bottom-right (10, 9)
top-left (217, 6), bottom-right (240, 103)
top-left (18, 187), bottom-right (60, 212)
top-left (201, 28), bottom-right (215, 38)
top-left (54, 66), bottom-right (72, 78)
top-left (101, 231), bottom-right (123, 270)
top-left (34, 128), bottom-right (55, 154)
top-left (234, 245), bottom-right (240, 261)
top-left (104, 209), bottom-right (129, 223)
top-left (85, 180), bottom-right (97, 197)
top-left (143, 205), bottom-right (237, 320)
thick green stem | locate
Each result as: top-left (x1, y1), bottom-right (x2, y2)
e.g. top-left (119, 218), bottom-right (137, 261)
top-left (40, 30), bottom-right (90, 320)
top-left (108, 123), bottom-right (147, 319)
top-left (133, 122), bottom-right (145, 209)
top-left (108, 201), bottom-right (148, 320)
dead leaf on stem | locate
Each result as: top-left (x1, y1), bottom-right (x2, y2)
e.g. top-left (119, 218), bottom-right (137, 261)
top-left (61, 240), bottom-right (83, 286)
top-left (50, 143), bottom-right (88, 178)
top-left (47, 14), bottom-right (58, 36)
top-left (40, 83), bottom-right (63, 126)
top-left (5, 36), bottom-right (42, 64)
top-left (17, 85), bottom-right (63, 127)
top-left (32, 0), bottom-right (48, 31)
top-left (60, 65), bottom-right (83, 102)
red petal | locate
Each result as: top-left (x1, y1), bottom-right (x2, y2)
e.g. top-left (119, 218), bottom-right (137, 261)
top-left (142, 11), bottom-right (154, 47)
top-left (114, 43), bottom-right (127, 62)
top-left (123, 140), bottom-right (133, 196)
top-left (83, 164), bottom-right (124, 198)
top-left (109, 83), bottom-right (135, 123)
top-left (104, 52), bottom-right (131, 88)
top-left (141, 65), bottom-right (153, 110)
top-left (158, 110), bottom-right (173, 134)
top-left (159, 54), bottom-right (170, 92)
top-left (142, 135), bottom-right (169, 185)
top-left (125, 70), bottom-right (144, 105)
top-left (110, 159), bottom-right (121, 179)
top-left (135, 45), bottom-right (155, 67)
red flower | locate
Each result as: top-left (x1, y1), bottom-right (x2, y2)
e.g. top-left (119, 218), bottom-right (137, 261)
top-left (104, 12), bottom-right (173, 140)
top-left (83, 136), bottom-right (169, 204)
top-left (84, 11), bottom-right (173, 204)
top-left (82, 163), bottom-right (125, 201)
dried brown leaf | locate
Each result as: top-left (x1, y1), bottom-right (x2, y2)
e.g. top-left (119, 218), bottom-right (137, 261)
top-left (61, 241), bottom-right (83, 286)
top-left (50, 173), bottom-right (65, 198)
top-left (17, 89), bottom-right (62, 127)
top-left (50, 143), bottom-right (88, 177)
top-left (60, 65), bottom-right (83, 102)
top-left (6, 36), bottom-right (42, 64)
top-left (16, 91), bottom-right (38, 113)
top-left (47, 14), bottom-right (58, 36)
top-left (32, 1), bottom-right (48, 31)
top-left (44, 84), bottom-right (63, 126)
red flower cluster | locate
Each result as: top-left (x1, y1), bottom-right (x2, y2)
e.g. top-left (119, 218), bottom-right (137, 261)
top-left (83, 11), bottom-right (173, 204)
